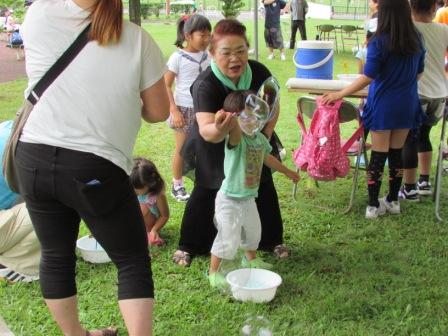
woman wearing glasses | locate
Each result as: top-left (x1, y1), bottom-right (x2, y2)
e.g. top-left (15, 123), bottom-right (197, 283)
top-left (172, 19), bottom-right (288, 267)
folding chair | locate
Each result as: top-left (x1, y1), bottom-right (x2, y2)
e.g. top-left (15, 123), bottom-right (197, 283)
top-left (317, 25), bottom-right (338, 52)
top-left (339, 25), bottom-right (360, 53)
top-left (292, 96), bottom-right (369, 213)
top-left (433, 106), bottom-right (448, 221)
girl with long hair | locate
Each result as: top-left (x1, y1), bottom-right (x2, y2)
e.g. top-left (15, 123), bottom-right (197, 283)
top-left (322, 0), bottom-right (425, 219)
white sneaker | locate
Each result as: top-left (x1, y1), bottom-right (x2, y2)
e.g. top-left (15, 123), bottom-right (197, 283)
top-left (380, 196), bottom-right (400, 214)
top-left (417, 180), bottom-right (432, 196)
top-left (267, 54), bottom-right (274, 60)
top-left (280, 53), bottom-right (286, 61)
top-left (365, 200), bottom-right (386, 219)
top-left (0, 268), bottom-right (39, 283)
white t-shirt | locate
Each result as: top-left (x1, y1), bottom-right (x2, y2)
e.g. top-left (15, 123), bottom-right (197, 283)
top-left (415, 22), bottom-right (448, 98)
top-left (166, 50), bottom-right (210, 108)
top-left (355, 47), bottom-right (367, 62)
top-left (20, 0), bottom-right (166, 174)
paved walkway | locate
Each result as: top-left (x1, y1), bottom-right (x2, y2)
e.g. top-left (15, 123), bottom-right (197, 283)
top-left (0, 37), bottom-right (26, 84)
top-left (0, 315), bottom-right (14, 336)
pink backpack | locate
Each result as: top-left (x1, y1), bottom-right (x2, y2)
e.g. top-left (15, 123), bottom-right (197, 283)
top-left (293, 98), bottom-right (360, 181)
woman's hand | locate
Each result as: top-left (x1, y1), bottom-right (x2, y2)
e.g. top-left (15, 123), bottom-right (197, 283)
top-left (170, 108), bottom-right (185, 129)
top-left (321, 91), bottom-right (344, 105)
top-left (214, 110), bottom-right (236, 133)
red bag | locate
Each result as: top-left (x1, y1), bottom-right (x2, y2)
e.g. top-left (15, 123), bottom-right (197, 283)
top-left (293, 98), bottom-right (351, 181)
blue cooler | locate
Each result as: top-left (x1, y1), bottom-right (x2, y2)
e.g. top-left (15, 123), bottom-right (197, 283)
top-left (294, 41), bottom-right (334, 79)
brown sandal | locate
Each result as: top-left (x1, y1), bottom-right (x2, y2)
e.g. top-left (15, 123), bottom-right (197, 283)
top-left (172, 250), bottom-right (191, 266)
top-left (86, 327), bottom-right (118, 336)
top-left (273, 244), bottom-right (290, 259)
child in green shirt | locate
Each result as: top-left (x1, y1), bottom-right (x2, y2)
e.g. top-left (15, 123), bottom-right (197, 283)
top-left (208, 90), bottom-right (300, 288)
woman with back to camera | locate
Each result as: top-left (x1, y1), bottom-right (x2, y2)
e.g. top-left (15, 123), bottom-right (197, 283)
top-left (17, 0), bottom-right (169, 335)
top-left (172, 19), bottom-right (289, 267)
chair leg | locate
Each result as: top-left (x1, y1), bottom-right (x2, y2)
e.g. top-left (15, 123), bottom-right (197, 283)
top-left (292, 167), bottom-right (299, 201)
top-left (334, 31), bottom-right (338, 52)
top-left (344, 139), bottom-right (363, 214)
top-left (434, 112), bottom-right (447, 221)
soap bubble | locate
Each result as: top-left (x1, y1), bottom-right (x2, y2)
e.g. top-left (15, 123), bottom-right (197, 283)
top-left (241, 316), bottom-right (273, 336)
top-left (257, 76), bottom-right (280, 121)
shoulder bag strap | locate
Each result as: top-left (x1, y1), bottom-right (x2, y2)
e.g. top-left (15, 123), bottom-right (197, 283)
top-left (28, 23), bottom-right (91, 105)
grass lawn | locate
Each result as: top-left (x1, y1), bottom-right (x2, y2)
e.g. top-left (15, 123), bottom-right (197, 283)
top-left (1, 18), bottom-right (448, 335)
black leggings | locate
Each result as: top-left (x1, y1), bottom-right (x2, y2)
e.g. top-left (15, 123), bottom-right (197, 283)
top-left (16, 142), bottom-right (153, 300)
top-left (402, 125), bottom-right (432, 169)
top-left (178, 168), bottom-right (283, 255)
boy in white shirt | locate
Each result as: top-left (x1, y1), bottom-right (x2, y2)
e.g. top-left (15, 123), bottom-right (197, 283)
top-left (400, 0), bottom-right (448, 200)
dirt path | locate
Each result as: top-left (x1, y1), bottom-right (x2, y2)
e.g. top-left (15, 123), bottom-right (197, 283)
top-left (0, 39), bottom-right (26, 84)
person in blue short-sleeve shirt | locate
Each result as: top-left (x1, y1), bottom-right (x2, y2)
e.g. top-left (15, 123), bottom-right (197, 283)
top-left (321, 0), bottom-right (425, 220)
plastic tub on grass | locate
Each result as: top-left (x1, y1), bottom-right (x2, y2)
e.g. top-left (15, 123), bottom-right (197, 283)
top-left (76, 235), bottom-right (111, 264)
top-left (226, 268), bottom-right (282, 303)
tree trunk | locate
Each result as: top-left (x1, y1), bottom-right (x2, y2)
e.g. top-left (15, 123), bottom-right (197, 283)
top-left (129, 0), bottom-right (141, 26)
top-left (166, 0), bottom-right (171, 16)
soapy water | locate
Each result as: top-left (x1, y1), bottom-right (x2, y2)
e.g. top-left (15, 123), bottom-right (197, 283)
top-left (242, 278), bottom-right (266, 289)
top-left (241, 316), bottom-right (273, 336)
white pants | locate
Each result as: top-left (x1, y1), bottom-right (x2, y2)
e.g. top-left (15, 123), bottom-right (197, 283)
top-left (0, 203), bottom-right (40, 275)
top-left (211, 191), bottom-right (261, 260)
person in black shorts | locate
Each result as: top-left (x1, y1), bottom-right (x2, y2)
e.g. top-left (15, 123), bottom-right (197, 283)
top-left (262, 0), bottom-right (287, 60)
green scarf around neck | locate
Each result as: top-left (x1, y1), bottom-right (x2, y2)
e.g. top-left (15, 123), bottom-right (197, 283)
top-left (211, 60), bottom-right (252, 91)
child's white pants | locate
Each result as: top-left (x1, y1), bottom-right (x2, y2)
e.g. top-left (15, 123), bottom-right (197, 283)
top-left (211, 191), bottom-right (261, 260)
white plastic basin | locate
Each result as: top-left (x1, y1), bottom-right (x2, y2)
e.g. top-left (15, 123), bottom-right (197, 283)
top-left (76, 235), bottom-right (111, 264)
top-left (226, 268), bottom-right (282, 303)
top-left (337, 73), bottom-right (361, 83)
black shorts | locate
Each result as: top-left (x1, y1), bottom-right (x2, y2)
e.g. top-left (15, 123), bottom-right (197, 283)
top-left (264, 27), bottom-right (284, 49)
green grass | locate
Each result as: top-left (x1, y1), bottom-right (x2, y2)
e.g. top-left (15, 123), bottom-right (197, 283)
top-left (1, 18), bottom-right (448, 336)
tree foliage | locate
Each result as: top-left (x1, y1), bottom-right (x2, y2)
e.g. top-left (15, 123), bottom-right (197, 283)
top-left (0, 0), bottom-right (26, 22)
top-left (220, 0), bottom-right (244, 18)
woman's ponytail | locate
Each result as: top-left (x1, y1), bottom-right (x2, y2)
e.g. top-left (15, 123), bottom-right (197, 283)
top-left (89, 0), bottom-right (123, 45)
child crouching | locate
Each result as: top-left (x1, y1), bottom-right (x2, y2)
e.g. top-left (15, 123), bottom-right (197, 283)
top-left (131, 158), bottom-right (170, 246)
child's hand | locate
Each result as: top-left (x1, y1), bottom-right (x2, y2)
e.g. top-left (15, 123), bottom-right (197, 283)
top-left (170, 108), bottom-right (185, 128)
top-left (321, 92), bottom-right (343, 105)
top-left (215, 110), bottom-right (236, 133)
top-left (285, 169), bottom-right (300, 183)
top-left (148, 230), bottom-right (163, 246)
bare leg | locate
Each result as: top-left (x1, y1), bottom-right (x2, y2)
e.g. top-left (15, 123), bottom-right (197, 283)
top-left (119, 298), bottom-right (154, 336)
top-left (172, 131), bottom-right (186, 181)
top-left (143, 211), bottom-right (156, 233)
top-left (389, 129), bottom-right (409, 149)
top-left (403, 168), bottom-right (418, 184)
top-left (139, 204), bottom-right (156, 233)
top-left (419, 151), bottom-right (432, 176)
top-left (45, 296), bottom-right (85, 336)
top-left (370, 130), bottom-right (391, 152)
top-left (209, 253), bottom-right (222, 274)
top-left (245, 250), bottom-right (256, 261)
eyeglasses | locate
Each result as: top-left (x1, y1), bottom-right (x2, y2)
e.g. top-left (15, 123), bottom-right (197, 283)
top-left (216, 47), bottom-right (248, 60)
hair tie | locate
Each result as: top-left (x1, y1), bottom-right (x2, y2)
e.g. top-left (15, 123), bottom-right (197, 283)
top-left (182, 15), bottom-right (189, 22)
